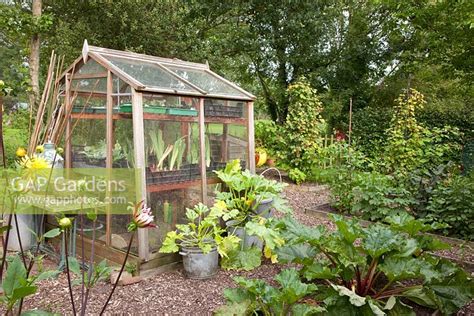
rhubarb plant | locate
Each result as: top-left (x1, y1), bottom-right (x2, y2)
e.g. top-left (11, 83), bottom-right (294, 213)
top-left (216, 268), bottom-right (324, 316)
top-left (273, 213), bottom-right (474, 315)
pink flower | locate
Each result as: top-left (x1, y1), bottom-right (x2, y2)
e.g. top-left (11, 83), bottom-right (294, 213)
top-left (128, 201), bottom-right (156, 231)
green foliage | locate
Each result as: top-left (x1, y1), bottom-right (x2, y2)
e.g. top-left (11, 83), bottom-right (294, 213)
top-left (220, 247), bottom-right (262, 272)
top-left (214, 159), bottom-right (289, 224)
top-left (68, 257), bottom-right (111, 289)
top-left (381, 89), bottom-right (462, 176)
top-left (273, 214), bottom-right (474, 315)
top-left (2, 109), bottom-right (29, 167)
top-left (281, 80), bottom-right (325, 172)
top-left (328, 169), bottom-right (414, 221)
top-left (254, 120), bottom-right (281, 158)
top-left (0, 255), bottom-right (59, 313)
top-left (159, 202), bottom-right (240, 257)
top-left (83, 140), bottom-right (125, 162)
top-left (216, 268), bottom-right (322, 316)
top-left (288, 168), bottom-right (306, 185)
top-left (426, 173), bottom-right (474, 240)
top-left (351, 106), bottom-right (392, 160)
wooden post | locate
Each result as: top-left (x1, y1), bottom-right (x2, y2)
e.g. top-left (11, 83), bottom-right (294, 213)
top-left (198, 98), bottom-right (208, 204)
top-left (181, 122), bottom-right (190, 157)
top-left (348, 97), bottom-right (353, 146)
top-left (105, 71), bottom-right (113, 246)
top-left (65, 73), bottom-right (72, 168)
top-left (131, 89), bottom-right (149, 261)
top-left (330, 135), bottom-right (334, 167)
top-left (247, 102), bottom-right (255, 173)
top-left (221, 124), bottom-right (228, 161)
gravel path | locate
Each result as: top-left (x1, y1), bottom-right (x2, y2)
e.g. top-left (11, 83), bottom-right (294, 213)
top-left (6, 181), bottom-right (474, 315)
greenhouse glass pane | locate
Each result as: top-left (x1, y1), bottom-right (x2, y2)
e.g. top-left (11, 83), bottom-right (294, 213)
top-left (77, 59), bottom-right (106, 75)
top-left (164, 65), bottom-right (247, 97)
top-left (204, 123), bottom-right (248, 174)
top-left (102, 55), bottom-right (198, 92)
top-left (71, 77), bottom-right (107, 93)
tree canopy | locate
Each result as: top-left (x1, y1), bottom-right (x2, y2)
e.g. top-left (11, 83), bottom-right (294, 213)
top-left (0, 0), bottom-right (472, 130)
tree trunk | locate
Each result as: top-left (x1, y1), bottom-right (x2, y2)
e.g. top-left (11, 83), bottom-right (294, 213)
top-left (0, 94), bottom-right (5, 167)
top-left (28, 0), bottom-right (42, 110)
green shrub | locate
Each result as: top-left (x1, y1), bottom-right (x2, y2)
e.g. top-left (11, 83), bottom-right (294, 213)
top-left (2, 109), bottom-right (29, 167)
top-left (282, 79), bottom-right (326, 172)
top-left (329, 169), bottom-right (414, 221)
top-left (288, 168), bottom-right (306, 185)
top-left (426, 173), bottom-right (474, 240)
top-left (381, 89), bottom-right (462, 176)
top-left (352, 106), bottom-right (392, 160)
top-left (254, 119), bottom-right (280, 156)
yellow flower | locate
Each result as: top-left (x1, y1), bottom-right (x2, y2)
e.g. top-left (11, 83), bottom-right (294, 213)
top-left (35, 145), bottom-right (44, 153)
top-left (214, 200), bottom-right (227, 211)
top-left (20, 156), bottom-right (50, 170)
top-left (16, 147), bottom-right (27, 158)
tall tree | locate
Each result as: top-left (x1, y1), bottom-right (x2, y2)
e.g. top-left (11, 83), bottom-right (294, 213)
top-left (29, 0), bottom-right (41, 109)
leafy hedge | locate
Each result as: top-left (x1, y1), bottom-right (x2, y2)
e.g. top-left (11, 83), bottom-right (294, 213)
top-left (426, 173), bottom-right (474, 240)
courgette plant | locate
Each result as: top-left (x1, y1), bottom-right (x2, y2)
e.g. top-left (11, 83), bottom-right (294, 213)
top-left (159, 202), bottom-right (240, 257)
top-left (214, 160), bottom-right (289, 270)
top-left (214, 159), bottom-right (289, 224)
top-left (216, 268), bottom-right (324, 316)
top-left (273, 213), bottom-right (474, 315)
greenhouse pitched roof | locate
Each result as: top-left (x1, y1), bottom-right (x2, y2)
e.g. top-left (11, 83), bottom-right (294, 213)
top-left (62, 40), bottom-right (255, 101)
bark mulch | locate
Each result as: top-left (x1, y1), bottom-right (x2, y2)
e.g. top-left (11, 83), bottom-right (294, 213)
top-left (10, 181), bottom-right (474, 315)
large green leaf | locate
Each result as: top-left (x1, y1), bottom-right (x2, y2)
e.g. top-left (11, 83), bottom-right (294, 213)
top-left (276, 216), bottom-right (325, 244)
top-left (42, 228), bottom-right (61, 239)
top-left (245, 221), bottom-right (285, 250)
top-left (275, 244), bottom-right (316, 264)
top-left (291, 303), bottom-right (325, 315)
top-left (385, 212), bottom-right (448, 236)
top-left (362, 224), bottom-right (400, 258)
top-left (402, 287), bottom-right (438, 310)
top-left (302, 262), bottom-right (338, 281)
top-left (379, 257), bottom-right (421, 282)
top-left (221, 247), bottom-right (262, 271)
top-left (330, 214), bottom-right (361, 243)
top-left (427, 269), bottom-right (474, 315)
top-left (274, 268), bottom-right (317, 305)
top-left (3, 255), bottom-right (27, 296)
top-left (12, 285), bottom-right (37, 301)
top-left (214, 301), bottom-right (250, 316)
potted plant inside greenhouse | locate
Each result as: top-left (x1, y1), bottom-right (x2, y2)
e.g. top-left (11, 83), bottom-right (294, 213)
top-left (159, 202), bottom-right (240, 279)
top-left (145, 126), bottom-right (200, 184)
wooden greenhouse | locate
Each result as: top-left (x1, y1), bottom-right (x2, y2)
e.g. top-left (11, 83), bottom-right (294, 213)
top-left (56, 41), bottom-right (256, 273)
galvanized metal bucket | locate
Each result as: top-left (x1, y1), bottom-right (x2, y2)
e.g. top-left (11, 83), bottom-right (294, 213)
top-left (179, 245), bottom-right (219, 279)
